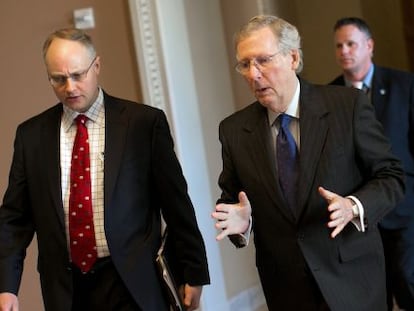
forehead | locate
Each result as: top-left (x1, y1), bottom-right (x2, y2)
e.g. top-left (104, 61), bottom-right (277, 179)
top-left (335, 24), bottom-right (366, 41)
top-left (45, 39), bottom-right (90, 65)
top-left (236, 27), bottom-right (278, 59)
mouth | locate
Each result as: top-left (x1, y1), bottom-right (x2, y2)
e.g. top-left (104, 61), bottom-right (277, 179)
top-left (341, 58), bottom-right (353, 64)
top-left (255, 87), bottom-right (271, 95)
top-left (66, 95), bottom-right (80, 101)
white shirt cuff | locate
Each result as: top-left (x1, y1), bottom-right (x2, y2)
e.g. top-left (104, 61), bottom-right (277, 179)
top-left (347, 195), bottom-right (365, 232)
top-left (235, 216), bottom-right (252, 247)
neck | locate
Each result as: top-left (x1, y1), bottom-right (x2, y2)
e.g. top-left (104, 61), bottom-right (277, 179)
top-left (343, 62), bottom-right (372, 82)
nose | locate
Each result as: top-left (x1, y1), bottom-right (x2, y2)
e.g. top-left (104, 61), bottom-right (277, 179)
top-left (245, 62), bottom-right (262, 80)
top-left (64, 77), bottom-right (77, 92)
top-left (338, 45), bottom-right (349, 55)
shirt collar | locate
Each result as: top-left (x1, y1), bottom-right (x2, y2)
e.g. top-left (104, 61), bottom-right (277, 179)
top-left (268, 80), bottom-right (300, 126)
top-left (345, 63), bottom-right (374, 89)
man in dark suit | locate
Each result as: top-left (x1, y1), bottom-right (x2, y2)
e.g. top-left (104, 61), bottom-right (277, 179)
top-left (0, 28), bottom-right (209, 311)
top-left (330, 17), bottom-right (414, 310)
top-left (211, 15), bottom-right (404, 310)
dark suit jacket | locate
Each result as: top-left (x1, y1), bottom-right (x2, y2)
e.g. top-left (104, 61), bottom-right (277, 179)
top-left (331, 65), bottom-right (414, 229)
top-left (0, 92), bottom-right (210, 311)
top-left (217, 80), bottom-right (404, 310)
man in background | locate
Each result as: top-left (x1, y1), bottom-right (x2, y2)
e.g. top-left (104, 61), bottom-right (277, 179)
top-left (330, 17), bottom-right (414, 310)
top-left (212, 14), bottom-right (404, 310)
top-left (0, 28), bottom-right (209, 311)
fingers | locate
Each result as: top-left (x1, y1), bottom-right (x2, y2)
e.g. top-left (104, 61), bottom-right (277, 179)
top-left (214, 203), bottom-right (229, 213)
top-left (327, 214), bottom-right (345, 229)
top-left (212, 191), bottom-right (251, 237)
top-left (318, 186), bottom-right (336, 204)
top-left (215, 229), bottom-right (229, 241)
top-left (327, 201), bottom-right (346, 238)
top-left (330, 223), bottom-right (344, 238)
top-left (211, 209), bottom-right (228, 221)
top-left (238, 191), bottom-right (252, 214)
top-left (320, 186), bottom-right (352, 238)
top-left (183, 290), bottom-right (193, 310)
top-left (183, 285), bottom-right (202, 311)
top-left (238, 191), bottom-right (248, 205)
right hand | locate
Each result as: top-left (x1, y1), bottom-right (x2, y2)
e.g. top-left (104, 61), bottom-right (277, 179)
top-left (0, 292), bottom-right (19, 311)
top-left (212, 191), bottom-right (252, 240)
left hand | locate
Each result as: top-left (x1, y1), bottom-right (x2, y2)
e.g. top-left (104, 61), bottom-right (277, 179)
top-left (318, 186), bottom-right (355, 238)
top-left (180, 284), bottom-right (202, 311)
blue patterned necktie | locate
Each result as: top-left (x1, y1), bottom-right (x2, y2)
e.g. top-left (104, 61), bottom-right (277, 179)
top-left (276, 114), bottom-right (299, 210)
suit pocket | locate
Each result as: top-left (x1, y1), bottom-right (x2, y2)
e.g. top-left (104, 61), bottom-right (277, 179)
top-left (338, 230), bottom-right (381, 262)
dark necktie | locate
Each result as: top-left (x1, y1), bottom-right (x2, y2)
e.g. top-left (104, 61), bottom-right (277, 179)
top-left (69, 114), bottom-right (97, 273)
top-left (361, 83), bottom-right (369, 94)
top-left (276, 114), bottom-right (299, 210)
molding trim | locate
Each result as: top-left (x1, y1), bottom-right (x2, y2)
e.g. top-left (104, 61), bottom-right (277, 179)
top-left (128, 0), bottom-right (168, 111)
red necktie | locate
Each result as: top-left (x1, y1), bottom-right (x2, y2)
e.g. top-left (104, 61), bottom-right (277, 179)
top-left (69, 114), bottom-right (97, 273)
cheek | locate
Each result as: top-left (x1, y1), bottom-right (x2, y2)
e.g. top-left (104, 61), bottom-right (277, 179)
top-left (53, 88), bottom-right (65, 100)
top-left (243, 76), bottom-right (255, 89)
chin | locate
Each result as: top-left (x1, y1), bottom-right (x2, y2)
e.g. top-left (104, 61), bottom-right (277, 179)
top-left (257, 94), bottom-right (273, 106)
top-left (257, 99), bottom-right (272, 109)
top-left (65, 102), bottom-right (87, 113)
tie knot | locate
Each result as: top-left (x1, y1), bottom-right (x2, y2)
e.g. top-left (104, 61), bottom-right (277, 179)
top-left (278, 114), bottom-right (293, 129)
top-left (75, 114), bottom-right (89, 127)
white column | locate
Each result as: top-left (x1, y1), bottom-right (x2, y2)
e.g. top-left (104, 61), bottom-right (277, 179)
top-left (128, 0), bottom-right (231, 310)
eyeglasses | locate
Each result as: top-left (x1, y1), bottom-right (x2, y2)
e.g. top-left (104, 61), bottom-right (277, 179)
top-left (235, 51), bottom-right (280, 74)
top-left (48, 56), bottom-right (97, 87)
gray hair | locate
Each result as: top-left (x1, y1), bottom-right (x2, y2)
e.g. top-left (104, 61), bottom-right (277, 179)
top-left (234, 15), bottom-right (303, 73)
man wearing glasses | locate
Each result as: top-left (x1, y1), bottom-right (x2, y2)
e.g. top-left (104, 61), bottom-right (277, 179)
top-left (212, 15), bottom-right (404, 310)
top-left (0, 28), bottom-right (210, 311)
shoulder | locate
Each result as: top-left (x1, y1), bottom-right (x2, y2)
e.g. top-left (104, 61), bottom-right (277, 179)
top-left (301, 79), bottom-right (359, 102)
top-left (103, 91), bottom-right (166, 119)
top-left (299, 79), bottom-right (366, 119)
top-left (17, 103), bottom-right (62, 132)
top-left (220, 102), bottom-right (266, 128)
top-left (375, 65), bottom-right (414, 83)
top-left (328, 74), bottom-right (345, 86)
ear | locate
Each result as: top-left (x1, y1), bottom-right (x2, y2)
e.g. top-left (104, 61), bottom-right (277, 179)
top-left (290, 49), bottom-right (300, 71)
top-left (367, 38), bottom-right (374, 56)
top-left (93, 56), bottom-right (101, 74)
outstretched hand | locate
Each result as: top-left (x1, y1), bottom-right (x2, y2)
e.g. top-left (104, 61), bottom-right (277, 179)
top-left (318, 186), bottom-right (355, 238)
top-left (212, 191), bottom-right (252, 241)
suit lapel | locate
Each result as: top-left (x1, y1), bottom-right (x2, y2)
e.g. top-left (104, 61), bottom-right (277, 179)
top-left (103, 95), bottom-right (128, 210)
top-left (43, 105), bottom-right (66, 228)
top-left (297, 82), bottom-right (329, 218)
top-left (244, 103), bottom-right (296, 222)
top-left (371, 67), bottom-right (389, 121)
